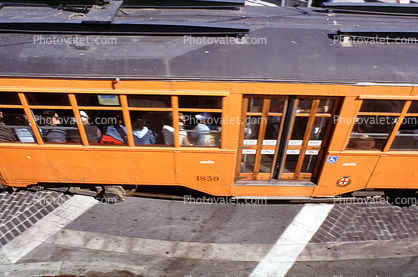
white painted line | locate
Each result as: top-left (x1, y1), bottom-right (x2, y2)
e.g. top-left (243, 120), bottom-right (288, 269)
top-left (1, 195), bottom-right (97, 264)
top-left (47, 228), bottom-right (272, 262)
top-left (249, 204), bottom-right (334, 277)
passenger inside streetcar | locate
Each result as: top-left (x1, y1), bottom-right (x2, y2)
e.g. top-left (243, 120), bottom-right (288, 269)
top-left (41, 110), bottom-right (67, 143)
top-left (347, 123), bottom-right (376, 150)
top-left (162, 113), bottom-right (190, 146)
top-left (14, 115), bottom-right (35, 143)
top-left (100, 112), bottom-right (127, 145)
top-left (132, 118), bottom-right (156, 145)
top-left (0, 110), bottom-right (15, 142)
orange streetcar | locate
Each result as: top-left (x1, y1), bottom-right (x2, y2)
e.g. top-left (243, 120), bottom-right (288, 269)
top-left (0, 2), bottom-right (417, 201)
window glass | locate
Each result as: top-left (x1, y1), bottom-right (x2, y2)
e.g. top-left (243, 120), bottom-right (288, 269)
top-left (130, 111), bottom-right (171, 146)
top-left (259, 154), bottom-right (274, 173)
top-left (94, 111), bottom-right (126, 145)
top-left (265, 116), bottom-right (281, 140)
top-left (359, 100), bottom-right (404, 113)
top-left (32, 109), bottom-right (81, 144)
top-left (182, 112), bottom-right (222, 147)
top-left (390, 116), bottom-right (418, 150)
top-left (290, 117), bottom-right (308, 141)
top-left (346, 116), bottom-right (397, 151)
top-left (240, 152), bottom-right (255, 173)
top-left (296, 99), bottom-right (312, 114)
top-left (269, 98), bottom-right (285, 113)
top-left (408, 101), bottom-right (418, 114)
top-left (76, 94), bottom-right (120, 106)
top-left (0, 108), bottom-right (35, 143)
top-left (76, 110), bottom-right (101, 144)
top-left (178, 96), bottom-right (222, 109)
top-left (0, 93), bottom-right (21, 105)
top-left (26, 93), bottom-right (70, 106)
top-left (247, 98), bottom-right (263, 113)
top-left (317, 99), bottom-right (335, 114)
top-left (243, 116), bottom-right (261, 142)
top-left (301, 155), bottom-right (319, 173)
top-left (310, 117), bottom-right (330, 141)
top-left (283, 154), bottom-right (299, 173)
top-left (128, 95), bottom-right (171, 108)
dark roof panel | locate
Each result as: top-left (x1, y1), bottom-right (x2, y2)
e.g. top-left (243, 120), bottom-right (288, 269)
top-left (0, 6), bottom-right (418, 84)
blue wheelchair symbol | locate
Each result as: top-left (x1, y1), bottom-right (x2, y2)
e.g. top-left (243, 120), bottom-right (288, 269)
top-left (327, 156), bottom-right (338, 164)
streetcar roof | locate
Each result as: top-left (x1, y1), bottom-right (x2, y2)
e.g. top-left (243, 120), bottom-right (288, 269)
top-left (1, 5), bottom-right (418, 84)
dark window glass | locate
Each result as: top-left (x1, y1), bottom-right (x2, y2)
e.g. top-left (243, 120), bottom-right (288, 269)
top-left (0, 93), bottom-right (21, 105)
top-left (26, 93), bottom-right (70, 106)
top-left (390, 116), bottom-right (418, 150)
top-left (76, 94), bottom-right (120, 106)
top-left (31, 109), bottom-right (81, 144)
top-left (310, 117), bottom-right (330, 140)
top-left (247, 98), bottom-right (263, 113)
top-left (269, 98), bottom-right (285, 113)
top-left (128, 95), bottom-right (171, 108)
top-left (283, 154), bottom-right (299, 173)
top-left (290, 117), bottom-right (309, 141)
top-left (240, 153), bottom-right (255, 173)
top-left (265, 116), bottom-right (281, 140)
top-left (259, 154), bottom-right (274, 173)
top-left (178, 96), bottom-right (222, 109)
top-left (360, 100), bottom-right (404, 113)
top-left (0, 108), bottom-right (35, 143)
top-left (317, 99), bottom-right (335, 114)
top-left (408, 101), bottom-right (418, 113)
top-left (301, 154), bottom-right (319, 173)
top-left (346, 116), bottom-right (397, 151)
top-left (130, 111), bottom-right (171, 146)
top-left (296, 99), bottom-right (312, 114)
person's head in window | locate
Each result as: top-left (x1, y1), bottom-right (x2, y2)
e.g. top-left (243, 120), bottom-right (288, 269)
top-left (132, 118), bottom-right (156, 145)
top-left (42, 110), bottom-right (60, 126)
top-left (80, 111), bottom-right (89, 125)
top-left (195, 112), bottom-right (212, 125)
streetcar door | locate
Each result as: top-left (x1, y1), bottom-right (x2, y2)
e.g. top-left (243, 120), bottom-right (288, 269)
top-left (236, 97), bottom-right (338, 181)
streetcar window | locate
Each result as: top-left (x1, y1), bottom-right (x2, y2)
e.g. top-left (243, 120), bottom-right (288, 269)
top-left (269, 98), bottom-right (285, 113)
top-left (31, 109), bottom-right (81, 144)
top-left (75, 94), bottom-right (120, 106)
top-left (301, 154), bottom-right (319, 173)
top-left (178, 96), bottom-right (222, 109)
top-left (296, 99), bottom-right (312, 114)
top-left (130, 111), bottom-right (171, 146)
top-left (0, 92), bottom-right (21, 105)
top-left (25, 93), bottom-right (70, 106)
top-left (317, 99), bottom-right (335, 114)
top-left (0, 108), bottom-right (35, 143)
top-left (182, 112), bottom-right (222, 147)
top-left (346, 116), bottom-right (397, 151)
top-left (247, 98), bottom-right (263, 112)
top-left (390, 116), bottom-right (418, 151)
top-left (290, 117), bottom-right (309, 141)
top-left (283, 154), bottom-right (299, 174)
top-left (97, 111), bottom-right (127, 146)
top-left (359, 100), bottom-right (404, 113)
top-left (128, 95), bottom-right (171, 108)
top-left (408, 101), bottom-right (418, 113)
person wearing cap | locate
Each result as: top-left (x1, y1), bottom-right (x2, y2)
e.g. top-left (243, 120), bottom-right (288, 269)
top-left (80, 111), bottom-right (101, 143)
top-left (192, 112), bottom-right (213, 146)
